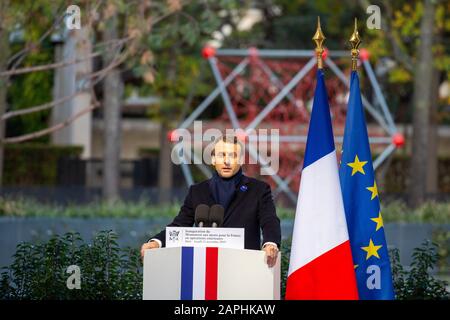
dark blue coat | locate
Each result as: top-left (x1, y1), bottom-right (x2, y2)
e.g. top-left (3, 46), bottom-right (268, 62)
top-left (151, 175), bottom-right (281, 250)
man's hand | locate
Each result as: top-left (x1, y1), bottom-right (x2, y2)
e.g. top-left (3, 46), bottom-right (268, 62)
top-left (262, 243), bottom-right (278, 268)
top-left (140, 241), bottom-right (160, 258)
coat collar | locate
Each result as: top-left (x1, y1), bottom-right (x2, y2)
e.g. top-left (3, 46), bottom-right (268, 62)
top-left (207, 173), bottom-right (250, 199)
top-left (207, 173), bottom-right (251, 222)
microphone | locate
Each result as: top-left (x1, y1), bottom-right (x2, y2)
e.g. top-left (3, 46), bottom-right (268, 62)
top-left (194, 204), bottom-right (210, 227)
top-left (209, 204), bottom-right (224, 228)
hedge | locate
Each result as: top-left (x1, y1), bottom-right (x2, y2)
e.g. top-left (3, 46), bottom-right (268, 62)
top-left (0, 197), bottom-right (449, 223)
top-left (0, 232), bottom-right (447, 300)
top-left (0, 231), bottom-right (141, 300)
top-left (4, 144), bottom-right (83, 186)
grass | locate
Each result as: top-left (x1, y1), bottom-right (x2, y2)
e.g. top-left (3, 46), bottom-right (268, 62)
top-left (0, 197), bottom-right (179, 219)
top-left (0, 196), bottom-right (449, 223)
top-left (278, 201), bottom-right (450, 224)
top-left (381, 200), bottom-right (450, 224)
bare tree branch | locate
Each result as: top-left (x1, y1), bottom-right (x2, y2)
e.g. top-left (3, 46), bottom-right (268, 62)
top-left (0, 36), bottom-right (132, 78)
top-left (3, 100), bottom-right (100, 144)
top-left (93, 35), bottom-right (133, 50)
top-left (2, 45), bottom-right (129, 121)
top-left (0, 50), bottom-right (103, 77)
top-left (2, 91), bottom-right (84, 120)
top-left (0, 0), bottom-right (187, 144)
top-left (7, 9), bottom-right (67, 69)
top-left (1, 0), bottom-right (183, 79)
top-left (84, 46), bottom-right (129, 85)
top-left (4, 0), bottom-right (105, 78)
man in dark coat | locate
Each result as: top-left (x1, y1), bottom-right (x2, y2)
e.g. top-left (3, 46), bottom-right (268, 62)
top-left (140, 134), bottom-right (281, 267)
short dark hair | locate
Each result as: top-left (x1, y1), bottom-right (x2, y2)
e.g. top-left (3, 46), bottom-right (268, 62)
top-left (211, 133), bottom-right (243, 156)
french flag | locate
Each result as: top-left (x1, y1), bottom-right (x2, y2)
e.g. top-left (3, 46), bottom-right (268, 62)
top-left (285, 70), bottom-right (358, 300)
top-left (180, 247), bottom-right (219, 300)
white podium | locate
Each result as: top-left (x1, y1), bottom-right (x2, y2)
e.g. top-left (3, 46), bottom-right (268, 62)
top-left (143, 246), bottom-right (280, 300)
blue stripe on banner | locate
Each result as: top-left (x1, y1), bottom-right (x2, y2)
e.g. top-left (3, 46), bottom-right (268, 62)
top-left (180, 247), bottom-right (194, 300)
top-left (303, 70), bottom-right (336, 169)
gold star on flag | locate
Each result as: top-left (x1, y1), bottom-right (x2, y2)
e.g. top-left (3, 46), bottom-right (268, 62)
top-left (366, 181), bottom-right (378, 200)
top-left (371, 212), bottom-right (384, 231)
top-left (361, 239), bottom-right (382, 260)
top-left (354, 264), bottom-right (359, 269)
top-left (347, 155), bottom-right (367, 176)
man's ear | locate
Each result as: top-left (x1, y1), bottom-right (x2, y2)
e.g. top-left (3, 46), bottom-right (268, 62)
top-left (211, 155), bottom-right (216, 166)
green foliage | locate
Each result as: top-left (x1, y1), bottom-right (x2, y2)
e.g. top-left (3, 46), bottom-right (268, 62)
top-left (7, 49), bottom-right (53, 139)
top-left (3, 144), bottom-right (83, 186)
top-left (0, 231), bottom-right (142, 300)
top-left (143, 55), bottom-right (209, 121)
top-left (5, 1), bottom-right (65, 140)
top-left (389, 241), bottom-right (449, 300)
top-left (277, 201), bottom-right (450, 223)
top-left (222, 0), bottom-right (449, 125)
top-left (127, 0), bottom-right (246, 126)
top-left (224, 0), bottom-right (361, 50)
top-left (381, 201), bottom-right (450, 224)
top-left (363, 1), bottom-right (449, 124)
top-left (432, 229), bottom-right (450, 274)
top-left (1, 196), bottom-right (449, 223)
top-left (0, 197), bottom-right (179, 219)
top-left (280, 238), bottom-right (291, 299)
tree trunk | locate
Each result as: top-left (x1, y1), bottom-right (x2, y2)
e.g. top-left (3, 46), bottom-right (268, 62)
top-left (102, 13), bottom-right (123, 204)
top-left (51, 28), bottom-right (92, 159)
top-left (0, 25), bottom-right (10, 187)
top-left (426, 68), bottom-right (440, 197)
top-left (158, 122), bottom-right (173, 204)
top-left (157, 41), bottom-right (179, 204)
top-left (409, 0), bottom-right (436, 208)
top-left (425, 28), bottom-right (442, 198)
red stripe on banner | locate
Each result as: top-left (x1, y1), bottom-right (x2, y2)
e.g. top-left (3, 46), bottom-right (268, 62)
top-left (205, 247), bottom-right (218, 300)
top-left (285, 241), bottom-right (359, 300)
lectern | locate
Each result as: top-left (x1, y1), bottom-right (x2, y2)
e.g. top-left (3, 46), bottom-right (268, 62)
top-left (143, 246), bottom-right (280, 300)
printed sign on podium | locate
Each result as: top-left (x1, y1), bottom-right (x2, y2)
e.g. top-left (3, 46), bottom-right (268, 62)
top-left (165, 227), bottom-right (244, 249)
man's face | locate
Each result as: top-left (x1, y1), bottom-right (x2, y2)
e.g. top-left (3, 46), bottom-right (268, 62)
top-left (212, 140), bottom-right (242, 178)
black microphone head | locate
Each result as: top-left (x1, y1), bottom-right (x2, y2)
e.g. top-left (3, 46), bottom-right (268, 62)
top-left (209, 204), bottom-right (224, 227)
top-left (194, 204), bottom-right (210, 227)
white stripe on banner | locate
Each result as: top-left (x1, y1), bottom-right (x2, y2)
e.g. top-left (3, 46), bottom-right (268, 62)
top-left (288, 151), bottom-right (350, 276)
top-left (192, 247), bottom-right (206, 300)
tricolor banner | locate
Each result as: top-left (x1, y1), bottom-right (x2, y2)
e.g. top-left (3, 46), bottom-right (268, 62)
top-left (180, 247), bottom-right (219, 300)
top-left (285, 70), bottom-right (358, 300)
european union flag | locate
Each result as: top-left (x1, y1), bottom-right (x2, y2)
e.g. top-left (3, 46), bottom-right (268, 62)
top-left (339, 71), bottom-right (395, 299)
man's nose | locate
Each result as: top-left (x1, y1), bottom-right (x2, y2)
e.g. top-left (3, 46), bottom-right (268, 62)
top-left (224, 156), bottom-right (231, 165)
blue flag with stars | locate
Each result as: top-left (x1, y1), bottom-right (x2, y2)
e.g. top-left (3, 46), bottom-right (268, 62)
top-left (339, 71), bottom-right (395, 300)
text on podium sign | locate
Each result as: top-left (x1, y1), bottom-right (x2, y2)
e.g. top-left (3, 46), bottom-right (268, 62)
top-left (165, 227), bottom-right (244, 249)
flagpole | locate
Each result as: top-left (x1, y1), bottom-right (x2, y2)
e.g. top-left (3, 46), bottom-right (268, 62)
top-left (312, 16), bottom-right (326, 69)
top-left (349, 18), bottom-right (361, 71)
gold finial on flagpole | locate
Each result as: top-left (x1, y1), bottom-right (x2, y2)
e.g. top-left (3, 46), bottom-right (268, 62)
top-left (312, 16), bottom-right (326, 69)
top-left (349, 18), bottom-right (361, 71)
